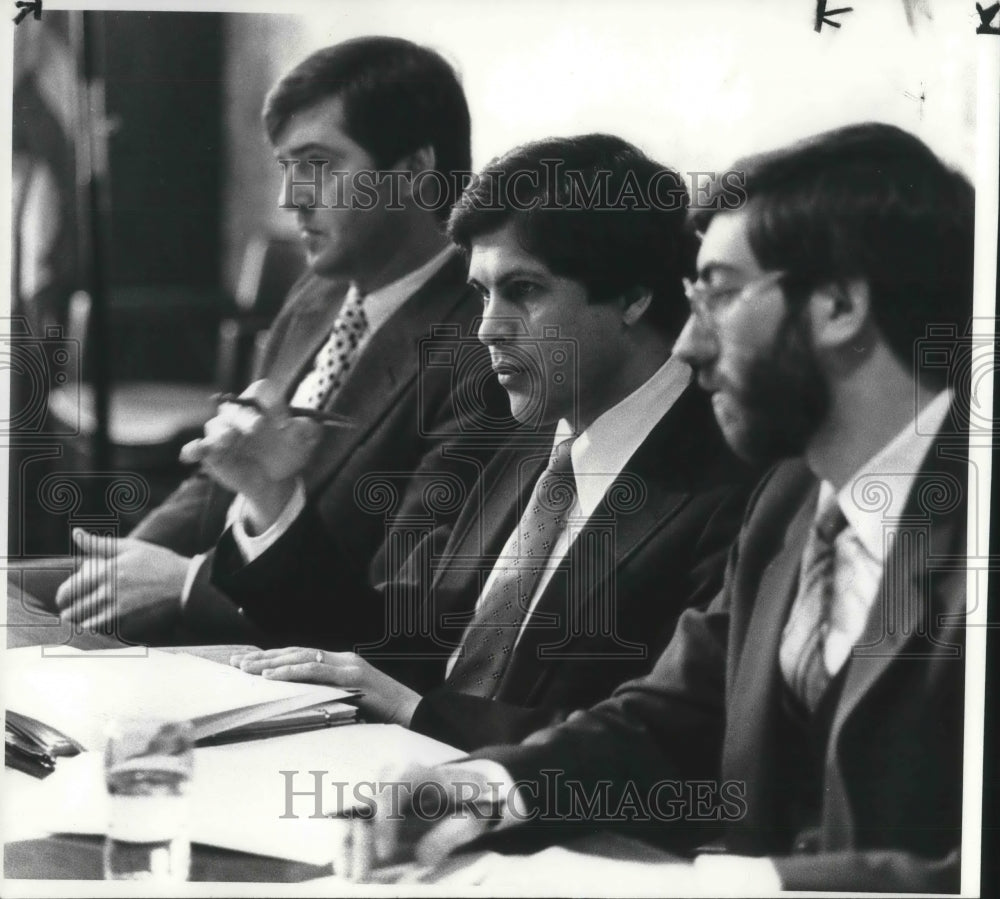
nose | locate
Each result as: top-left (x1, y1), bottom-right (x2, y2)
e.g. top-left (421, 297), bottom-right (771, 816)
top-left (276, 160), bottom-right (323, 212)
top-left (673, 312), bottom-right (718, 371)
top-left (477, 295), bottom-right (516, 347)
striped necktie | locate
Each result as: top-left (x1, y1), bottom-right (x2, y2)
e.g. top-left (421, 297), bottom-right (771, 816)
top-left (290, 284), bottom-right (367, 409)
top-left (780, 496), bottom-right (850, 713)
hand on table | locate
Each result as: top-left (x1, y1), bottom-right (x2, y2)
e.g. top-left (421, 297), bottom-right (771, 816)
top-left (54, 529), bottom-right (190, 637)
top-left (229, 647), bottom-right (422, 726)
top-left (180, 379), bottom-right (322, 530)
top-left (327, 761), bottom-right (511, 881)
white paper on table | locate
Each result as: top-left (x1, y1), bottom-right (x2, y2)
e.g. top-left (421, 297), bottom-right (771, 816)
top-left (5, 645), bottom-right (352, 749)
top-left (2, 766), bottom-right (59, 843)
top-left (304, 846), bottom-right (698, 893)
top-left (31, 724), bottom-right (463, 866)
top-left (427, 845), bottom-right (698, 895)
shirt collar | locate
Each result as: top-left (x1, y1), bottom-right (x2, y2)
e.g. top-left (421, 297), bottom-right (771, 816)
top-left (553, 355), bottom-right (692, 517)
top-left (351, 245), bottom-right (456, 333)
top-left (823, 388), bottom-right (954, 562)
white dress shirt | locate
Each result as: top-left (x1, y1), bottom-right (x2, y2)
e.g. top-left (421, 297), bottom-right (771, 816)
top-left (445, 353), bottom-right (692, 677)
top-left (180, 245), bottom-right (457, 604)
top-left (785, 387), bottom-right (955, 678)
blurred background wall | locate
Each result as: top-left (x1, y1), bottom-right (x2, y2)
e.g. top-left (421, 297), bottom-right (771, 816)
top-left (220, 0), bottom-right (977, 294)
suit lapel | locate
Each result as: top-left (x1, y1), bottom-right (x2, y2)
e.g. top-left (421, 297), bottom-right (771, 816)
top-left (828, 436), bottom-right (967, 757)
top-left (267, 279), bottom-right (346, 396)
top-left (433, 447), bottom-right (550, 644)
top-left (303, 254), bottom-right (472, 491)
top-left (494, 391), bottom-right (713, 700)
top-left (723, 484), bottom-right (816, 836)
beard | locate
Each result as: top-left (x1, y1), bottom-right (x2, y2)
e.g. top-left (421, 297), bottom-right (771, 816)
top-left (722, 309), bottom-right (830, 465)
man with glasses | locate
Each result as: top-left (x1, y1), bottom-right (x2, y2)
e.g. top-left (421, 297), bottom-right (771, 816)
top-left (336, 123), bottom-right (973, 893)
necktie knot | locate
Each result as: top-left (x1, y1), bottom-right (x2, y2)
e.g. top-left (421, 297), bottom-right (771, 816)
top-left (537, 437), bottom-right (577, 517)
top-left (815, 500), bottom-right (848, 546)
top-left (780, 492), bottom-right (850, 714)
top-left (289, 283), bottom-right (370, 410)
top-left (343, 283), bottom-right (366, 315)
top-left (549, 436), bottom-right (575, 472)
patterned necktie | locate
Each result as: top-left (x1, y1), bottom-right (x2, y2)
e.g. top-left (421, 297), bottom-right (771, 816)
top-left (780, 496), bottom-right (850, 713)
top-left (448, 438), bottom-right (577, 698)
top-left (290, 284), bottom-right (367, 409)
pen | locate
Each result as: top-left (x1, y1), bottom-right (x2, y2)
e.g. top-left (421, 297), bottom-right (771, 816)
top-left (210, 393), bottom-right (355, 428)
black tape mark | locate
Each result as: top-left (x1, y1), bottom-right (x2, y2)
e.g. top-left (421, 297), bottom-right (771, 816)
top-left (13, 0), bottom-right (42, 25)
top-left (976, 3), bottom-right (1000, 34)
top-left (815, 0), bottom-right (853, 32)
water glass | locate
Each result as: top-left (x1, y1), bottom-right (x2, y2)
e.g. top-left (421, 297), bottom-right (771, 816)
top-left (102, 717), bottom-right (194, 882)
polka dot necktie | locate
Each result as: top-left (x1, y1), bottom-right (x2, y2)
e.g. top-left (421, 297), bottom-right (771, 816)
top-left (290, 284), bottom-right (368, 409)
top-left (779, 497), bottom-right (850, 713)
top-left (448, 437), bottom-right (577, 698)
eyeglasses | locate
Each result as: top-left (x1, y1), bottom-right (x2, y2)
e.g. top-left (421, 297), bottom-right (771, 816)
top-left (682, 270), bottom-right (787, 324)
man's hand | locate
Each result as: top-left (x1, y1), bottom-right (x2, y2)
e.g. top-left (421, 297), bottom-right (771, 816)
top-left (230, 647), bottom-right (422, 726)
top-left (327, 761), bottom-right (511, 881)
top-left (54, 529), bottom-right (191, 637)
top-left (180, 380), bottom-right (322, 530)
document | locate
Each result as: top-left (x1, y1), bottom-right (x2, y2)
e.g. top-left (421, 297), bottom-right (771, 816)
top-left (4, 646), bottom-right (353, 750)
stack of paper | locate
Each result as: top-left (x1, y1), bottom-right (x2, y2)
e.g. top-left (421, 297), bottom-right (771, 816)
top-left (4, 645), bottom-right (356, 749)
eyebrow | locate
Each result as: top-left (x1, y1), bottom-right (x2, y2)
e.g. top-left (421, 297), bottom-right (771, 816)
top-left (467, 260), bottom-right (553, 292)
top-left (275, 143), bottom-right (341, 161)
top-left (467, 269), bottom-right (548, 294)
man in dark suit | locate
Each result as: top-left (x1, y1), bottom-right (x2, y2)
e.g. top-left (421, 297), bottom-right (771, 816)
top-left (51, 37), bottom-right (509, 645)
top-left (334, 124), bottom-right (975, 893)
top-left (201, 135), bottom-right (754, 749)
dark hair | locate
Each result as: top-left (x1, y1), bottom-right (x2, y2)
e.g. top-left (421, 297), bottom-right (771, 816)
top-left (263, 36), bottom-right (471, 220)
top-left (448, 134), bottom-right (694, 337)
top-left (693, 122), bottom-right (974, 383)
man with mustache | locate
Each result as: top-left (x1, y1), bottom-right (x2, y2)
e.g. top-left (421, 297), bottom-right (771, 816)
top-left (203, 134), bottom-right (755, 748)
top-left (50, 37), bottom-right (510, 655)
top-left (333, 123), bottom-right (974, 893)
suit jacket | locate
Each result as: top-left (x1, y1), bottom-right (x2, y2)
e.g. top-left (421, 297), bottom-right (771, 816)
top-left (130, 252), bottom-right (510, 643)
top-left (213, 384), bottom-right (757, 748)
top-left (481, 431), bottom-right (967, 892)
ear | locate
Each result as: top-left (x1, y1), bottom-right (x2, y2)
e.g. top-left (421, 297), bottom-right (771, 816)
top-left (808, 279), bottom-right (872, 350)
top-left (621, 287), bottom-right (653, 327)
top-left (387, 145), bottom-right (437, 203)
top-left (392, 144), bottom-right (437, 176)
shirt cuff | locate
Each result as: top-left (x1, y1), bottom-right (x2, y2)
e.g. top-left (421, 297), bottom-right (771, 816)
top-left (449, 759), bottom-right (530, 829)
top-left (230, 480), bottom-right (307, 563)
top-left (180, 554), bottom-right (208, 609)
top-left (692, 854), bottom-right (783, 895)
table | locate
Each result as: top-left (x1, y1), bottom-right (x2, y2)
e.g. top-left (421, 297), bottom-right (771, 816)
top-left (3, 580), bottom-right (689, 889)
top-left (4, 578), bottom-right (329, 881)
top-left (5, 835), bottom-right (329, 882)
top-left (4, 578), bottom-right (459, 883)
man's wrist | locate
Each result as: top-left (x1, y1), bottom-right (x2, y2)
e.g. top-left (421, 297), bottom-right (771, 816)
top-left (231, 480), bottom-right (307, 564)
top-left (242, 477), bottom-right (299, 535)
top-left (447, 760), bottom-right (528, 829)
top-left (390, 690), bottom-right (422, 728)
